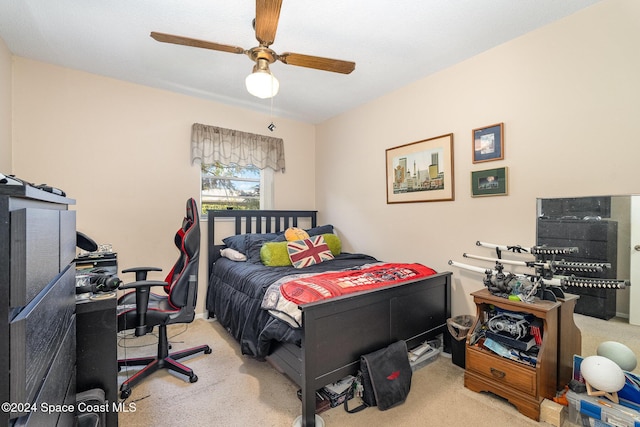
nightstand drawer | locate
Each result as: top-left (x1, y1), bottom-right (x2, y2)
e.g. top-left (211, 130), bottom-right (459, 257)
top-left (466, 347), bottom-right (536, 396)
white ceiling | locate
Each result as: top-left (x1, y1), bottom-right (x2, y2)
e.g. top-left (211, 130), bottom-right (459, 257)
top-left (0, 0), bottom-right (603, 124)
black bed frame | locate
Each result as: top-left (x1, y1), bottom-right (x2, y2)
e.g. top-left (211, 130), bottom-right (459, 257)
top-left (207, 210), bottom-right (452, 426)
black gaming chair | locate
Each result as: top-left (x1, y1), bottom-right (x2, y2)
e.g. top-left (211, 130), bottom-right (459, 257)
top-left (116, 198), bottom-right (211, 399)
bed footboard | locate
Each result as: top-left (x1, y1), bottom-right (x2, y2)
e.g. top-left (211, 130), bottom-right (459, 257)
top-left (267, 271), bottom-right (452, 427)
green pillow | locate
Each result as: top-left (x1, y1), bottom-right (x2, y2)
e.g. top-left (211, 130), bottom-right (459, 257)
top-left (322, 233), bottom-right (342, 256)
top-left (260, 241), bottom-right (292, 266)
top-left (260, 233), bottom-right (341, 267)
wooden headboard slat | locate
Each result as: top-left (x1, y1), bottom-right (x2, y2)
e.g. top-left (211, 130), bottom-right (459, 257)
top-left (207, 210), bottom-right (318, 275)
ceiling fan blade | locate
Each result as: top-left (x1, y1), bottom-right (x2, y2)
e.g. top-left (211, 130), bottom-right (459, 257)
top-left (278, 53), bottom-right (355, 74)
top-left (150, 32), bottom-right (245, 55)
top-left (255, 0), bottom-right (282, 46)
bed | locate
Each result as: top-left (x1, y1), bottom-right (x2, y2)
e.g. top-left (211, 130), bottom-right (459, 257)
top-left (206, 210), bottom-right (452, 426)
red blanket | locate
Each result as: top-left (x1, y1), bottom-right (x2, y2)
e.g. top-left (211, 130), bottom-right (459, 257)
top-left (262, 262), bottom-right (437, 328)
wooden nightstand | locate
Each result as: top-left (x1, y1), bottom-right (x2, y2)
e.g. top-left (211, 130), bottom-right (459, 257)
top-left (464, 289), bottom-right (562, 421)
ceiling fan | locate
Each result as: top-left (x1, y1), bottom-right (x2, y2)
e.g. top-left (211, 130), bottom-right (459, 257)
top-left (150, 0), bottom-right (356, 99)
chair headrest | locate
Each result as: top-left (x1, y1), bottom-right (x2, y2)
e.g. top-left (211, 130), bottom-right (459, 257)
top-left (186, 198), bottom-right (197, 224)
top-left (182, 198), bottom-right (200, 258)
top-left (173, 198), bottom-right (199, 252)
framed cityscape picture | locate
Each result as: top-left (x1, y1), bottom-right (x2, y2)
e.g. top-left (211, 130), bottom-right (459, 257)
top-left (472, 123), bottom-right (504, 163)
top-left (386, 133), bottom-right (454, 203)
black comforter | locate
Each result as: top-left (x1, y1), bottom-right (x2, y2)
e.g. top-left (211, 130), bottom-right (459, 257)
top-left (206, 253), bottom-right (377, 358)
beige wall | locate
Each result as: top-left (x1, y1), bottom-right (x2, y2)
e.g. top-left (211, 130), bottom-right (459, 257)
top-left (0, 37), bottom-right (11, 172)
top-left (4, 0), bottom-right (639, 319)
top-left (315, 0), bottom-right (640, 317)
top-left (10, 59), bottom-right (316, 314)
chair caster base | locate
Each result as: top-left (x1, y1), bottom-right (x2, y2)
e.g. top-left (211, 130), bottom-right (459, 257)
top-left (293, 415), bottom-right (325, 427)
top-left (120, 387), bottom-right (131, 399)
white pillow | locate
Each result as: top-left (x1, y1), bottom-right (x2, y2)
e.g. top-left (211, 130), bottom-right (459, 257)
top-left (220, 247), bottom-right (247, 262)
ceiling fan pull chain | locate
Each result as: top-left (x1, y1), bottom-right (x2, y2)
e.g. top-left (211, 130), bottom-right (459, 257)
top-left (268, 96), bottom-right (276, 132)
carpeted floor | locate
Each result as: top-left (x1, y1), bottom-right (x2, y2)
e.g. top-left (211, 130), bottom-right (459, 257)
top-left (116, 313), bottom-right (640, 427)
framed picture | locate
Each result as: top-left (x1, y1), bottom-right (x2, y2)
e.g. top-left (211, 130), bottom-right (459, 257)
top-left (471, 167), bottom-right (508, 197)
top-left (386, 133), bottom-right (454, 203)
top-left (472, 122), bottom-right (504, 163)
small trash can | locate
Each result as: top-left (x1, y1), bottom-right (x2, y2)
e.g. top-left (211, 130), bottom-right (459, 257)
top-left (447, 315), bottom-right (475, 368)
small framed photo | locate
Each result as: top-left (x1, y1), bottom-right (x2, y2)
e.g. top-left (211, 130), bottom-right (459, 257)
top-left (472, 123), bottom-right (504, 163)
top-left (471, 167), bottom-right (508, 197)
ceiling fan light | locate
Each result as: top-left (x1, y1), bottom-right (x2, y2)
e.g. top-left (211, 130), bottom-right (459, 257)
top-left (245, 69), bottom-right (279, 99)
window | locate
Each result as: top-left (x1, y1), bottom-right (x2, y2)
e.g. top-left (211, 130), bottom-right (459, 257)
top-left (200, 162), bottom-right (273, 215)
top-left (191, 123), bottom-right (283, 216)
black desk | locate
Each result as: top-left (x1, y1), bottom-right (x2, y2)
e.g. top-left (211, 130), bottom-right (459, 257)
top-left (76, 294), bottom-right (119, 427)
top-left (75, 252), bottom-right (118, 273)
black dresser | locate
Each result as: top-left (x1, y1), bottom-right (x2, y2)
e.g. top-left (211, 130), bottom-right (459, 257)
top-left (1, 185), bottom-right (77, 426)
top-left (537, 218), bottom-right (618, 319)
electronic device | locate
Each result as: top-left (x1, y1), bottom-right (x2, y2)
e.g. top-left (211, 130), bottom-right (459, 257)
top-left (75, 231), bottom-right (120, 294)
top-left (0, 172), bottom-right (66, 196)
top-left (76, 272), bottom-right (121, 294)
top-left (77, 231), bottom-right (99, 252)
top-left (0, 173), bottom-right (23, 186)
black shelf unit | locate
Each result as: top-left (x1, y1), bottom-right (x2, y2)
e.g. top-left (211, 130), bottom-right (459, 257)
top-left (1, 185), bottom-right (77, 426)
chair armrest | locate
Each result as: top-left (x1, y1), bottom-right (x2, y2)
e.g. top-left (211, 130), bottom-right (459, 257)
top-left (118, 280), bottom-right (167, 291)
top-left (118, 279), bottom-right (167, 336)
top-left (122, 266), bottom-right (163, 281)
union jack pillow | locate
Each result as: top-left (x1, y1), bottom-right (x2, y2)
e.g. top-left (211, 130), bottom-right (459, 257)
top-left (287, 235), bottom-right (334, 269)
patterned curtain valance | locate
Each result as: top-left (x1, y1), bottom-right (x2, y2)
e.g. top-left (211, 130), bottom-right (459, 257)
top-left (191, 123), bottom-right (285, 172)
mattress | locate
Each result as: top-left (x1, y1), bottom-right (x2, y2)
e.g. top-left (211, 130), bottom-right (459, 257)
top-left (206, 253), bottom-right (377, 358)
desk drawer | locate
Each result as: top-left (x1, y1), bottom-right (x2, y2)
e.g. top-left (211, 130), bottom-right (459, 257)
top-left (466, 347), bottom-right (536, 396)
